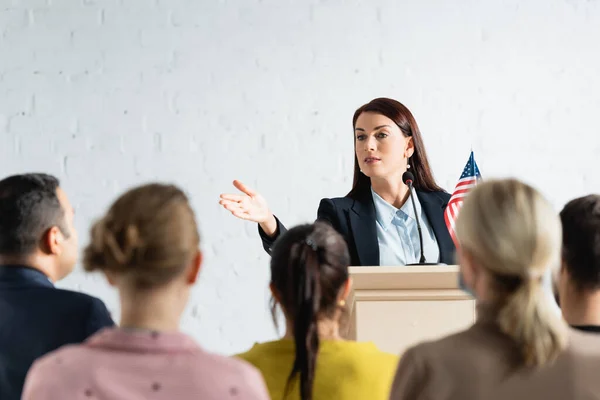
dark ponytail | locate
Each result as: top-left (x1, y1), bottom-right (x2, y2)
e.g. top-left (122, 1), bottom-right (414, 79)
top-left (270, 223), bottom-right (350, 400)
top-left (286, 239), bottom-right (322, 400)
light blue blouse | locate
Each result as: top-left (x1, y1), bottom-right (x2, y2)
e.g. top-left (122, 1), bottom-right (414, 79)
top-left (371, 188), bottom-right (440, 265)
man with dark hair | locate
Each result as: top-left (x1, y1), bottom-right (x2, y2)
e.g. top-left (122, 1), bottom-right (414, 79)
top-left (555, 194), bottom-right (600, 332)
top-left (0, 173), bottom-right (114, 400)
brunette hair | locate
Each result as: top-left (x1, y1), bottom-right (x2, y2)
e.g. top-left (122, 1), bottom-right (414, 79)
top-left (349, 97), bottom-right (442, 198)
top-left (560, 194), bottom-right (600, 291)
top-left (0, 173), bottom-right (69, 256)
top-left (270, 222), bottom-right (350, 400)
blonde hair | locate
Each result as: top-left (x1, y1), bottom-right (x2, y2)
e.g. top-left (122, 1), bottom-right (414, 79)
top-left (455, 178), bottom-right (567, 367)
top-left (83, 183), bottom-right (200, 288)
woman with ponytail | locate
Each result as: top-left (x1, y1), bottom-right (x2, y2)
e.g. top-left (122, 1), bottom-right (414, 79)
top-left (389, 178), bottom-right (579, 400)
top-left (237, 221), bottom-right (398, 400)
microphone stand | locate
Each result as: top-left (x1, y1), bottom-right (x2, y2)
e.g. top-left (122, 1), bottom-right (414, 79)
top-left (405, 179), bottom-right (442, 266)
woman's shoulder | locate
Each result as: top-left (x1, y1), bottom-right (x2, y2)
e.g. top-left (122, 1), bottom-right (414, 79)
top-left (416, 189), bottom-right (451, 204)
top-left (236, 340), bottom-right (295, 363)
top-left (235, 343), bottom-right (262, 362)
top-left (29, 343), bottom-right (84, 373)
top-left (238, 339), bottom-right (398, 365)
top-left (318, 341), bottom-right (399, 391)
top-left (324, 340), bottom-right (399, 365)
top-left (319, 195), bottom-right (355, 208)
top-left (401, 322), bottom-right (516, 370)
top-left (22, 343), bottom-right (92, 397)
top-left (315, 196), bottom-right (356, 222)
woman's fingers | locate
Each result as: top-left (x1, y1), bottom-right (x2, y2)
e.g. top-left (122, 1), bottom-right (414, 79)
top-left (220, 200), bottom-right (247, 212)
top-left (219, 193), bottom-right (247, 202)
top-left (219, 180), bottom-right (266, 224)
top-left (233, 180), bottom-right (257, 197)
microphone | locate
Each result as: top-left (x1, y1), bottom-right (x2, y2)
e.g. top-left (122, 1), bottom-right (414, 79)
top-left (402, 171), bottom-right (440, 266)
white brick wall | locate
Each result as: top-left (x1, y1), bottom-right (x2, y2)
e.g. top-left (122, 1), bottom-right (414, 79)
top-left (1, 0), bottom-right (599, 354)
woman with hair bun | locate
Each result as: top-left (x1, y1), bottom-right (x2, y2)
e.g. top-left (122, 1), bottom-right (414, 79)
top-left (23, 183), bottom-right (269, 400)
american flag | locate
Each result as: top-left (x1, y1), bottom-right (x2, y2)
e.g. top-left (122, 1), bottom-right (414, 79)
top-left (444, 151), bottom-right (482, 245)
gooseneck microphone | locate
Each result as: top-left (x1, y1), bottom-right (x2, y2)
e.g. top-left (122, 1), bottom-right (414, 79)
top-left (402, 171), bottom-right (440, 266)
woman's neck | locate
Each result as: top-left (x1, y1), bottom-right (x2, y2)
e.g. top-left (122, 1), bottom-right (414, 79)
top-left (119, 287), bottom-right (186, 333)
top-left (370, 176), bottom-right (410, 209)
top-left (283, 318), bottom-right (343, 341)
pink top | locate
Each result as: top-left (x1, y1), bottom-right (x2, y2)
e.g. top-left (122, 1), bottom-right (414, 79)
top-left (22, 328), bottom-right (270, 400)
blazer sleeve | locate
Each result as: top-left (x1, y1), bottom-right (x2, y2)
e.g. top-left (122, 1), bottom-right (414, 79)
top-left (316, 198), bottom-right (339, 229)
top-left (257, 198), bottom-right (339, 255)
top-left (388, 347), bottom-right (428, 400)
top-left (84, 297), bottom-right (116, 337)
top-left (258, 215), bottom-right (288, 254)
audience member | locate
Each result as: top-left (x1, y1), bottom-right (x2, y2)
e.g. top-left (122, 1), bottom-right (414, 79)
top-left (0, 173), bottom-right (114, 400)
top-left (488, 194), bottom-right (600, 399)
top-left (389, 178), bottom-right (569, 400)
top-left (555, 194), bottom-right (600, 331)
top-left (237, 221), bottom-right (398, 400)
top-left (22, 183), bottom-right (269, 400)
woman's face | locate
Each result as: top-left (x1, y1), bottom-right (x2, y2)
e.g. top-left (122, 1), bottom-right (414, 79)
top-left (354, 112), bottom-right (413, 181)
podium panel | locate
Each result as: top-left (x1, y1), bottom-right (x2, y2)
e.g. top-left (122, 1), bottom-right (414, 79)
top-left (344, 266), bottom-right (476, 356)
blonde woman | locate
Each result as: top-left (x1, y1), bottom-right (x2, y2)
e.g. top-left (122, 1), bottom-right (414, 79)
top-left (22, 183), bottom-right (269, 400)
top-left (389, 178), bottom-right (584, 400)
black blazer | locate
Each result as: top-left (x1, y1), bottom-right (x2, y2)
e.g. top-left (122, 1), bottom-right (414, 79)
top-left (259, 187), bottom-right (456, 266)
top-left (0, 265), bottom-right (115, 400)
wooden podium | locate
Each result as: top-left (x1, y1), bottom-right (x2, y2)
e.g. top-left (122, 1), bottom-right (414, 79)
top-left (343, 265), bottom-right (476, 356)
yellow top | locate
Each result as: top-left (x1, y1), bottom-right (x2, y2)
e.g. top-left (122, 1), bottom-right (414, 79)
top-left (237, 339), bottom-right (399, 400)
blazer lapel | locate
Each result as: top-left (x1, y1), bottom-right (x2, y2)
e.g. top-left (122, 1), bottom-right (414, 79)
top-left (416, 191), bottom-right (456, 264)
top-left (349, 188), bottom-right (380, 266)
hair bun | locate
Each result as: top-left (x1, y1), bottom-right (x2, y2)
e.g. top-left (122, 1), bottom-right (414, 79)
top-left (82, 183), bottom-right (200, 287)
top-left (103, 223), bottom-right (143, 267)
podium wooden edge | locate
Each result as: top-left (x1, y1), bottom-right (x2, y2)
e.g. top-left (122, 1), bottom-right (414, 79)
top-left (348, 265), bottom-right (464, 290)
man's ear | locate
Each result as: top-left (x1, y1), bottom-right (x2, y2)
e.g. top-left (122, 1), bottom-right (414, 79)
top-left (43, 226), bottom-right (63, 255)
top-left (558, 259), bottom-right (570, 290)
top-left (186, 250), bottom-right (203, 285)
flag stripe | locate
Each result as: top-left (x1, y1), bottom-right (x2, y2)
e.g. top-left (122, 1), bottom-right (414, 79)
top-left (444, 152), bottom-right (482, 246)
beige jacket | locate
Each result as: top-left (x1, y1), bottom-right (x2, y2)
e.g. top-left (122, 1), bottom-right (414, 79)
top-left (389, 306), bottom-right (600, 400)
